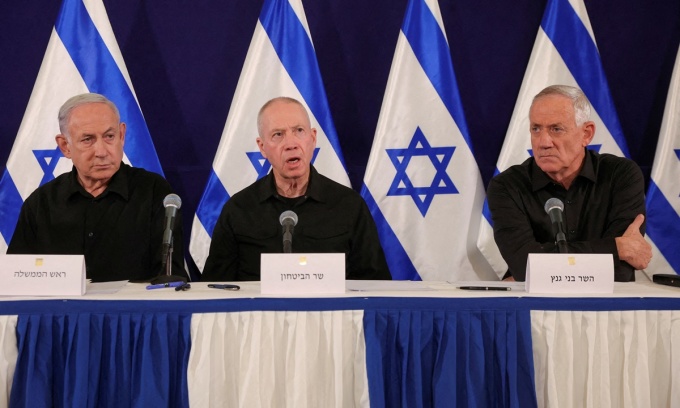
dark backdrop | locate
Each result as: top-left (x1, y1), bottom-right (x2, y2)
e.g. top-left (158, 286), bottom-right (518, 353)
top-left (1, 1), bottom-right (679, 272)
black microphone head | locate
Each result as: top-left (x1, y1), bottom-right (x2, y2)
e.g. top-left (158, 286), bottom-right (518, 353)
top-left (544, 197), bottom-right (564, 215)
top-left (279, 210), bottom-right (298, 226)
top-left (163, 194), bottom-right (182, 209)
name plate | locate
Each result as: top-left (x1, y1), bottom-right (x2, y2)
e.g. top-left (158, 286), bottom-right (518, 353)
top-left (526, 253), bottom-right (614, 294)
top-left (261, 253), bottom-right (345, 295)
top-left (0, 255), bottom-right (86, 296)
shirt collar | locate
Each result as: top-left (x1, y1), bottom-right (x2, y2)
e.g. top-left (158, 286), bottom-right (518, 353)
top-left (256, 165), bottom-right (324, 203)
top-left (529, 148), bottom-right (597, 192)
top-left (66, 162), bottom-right (130, 200)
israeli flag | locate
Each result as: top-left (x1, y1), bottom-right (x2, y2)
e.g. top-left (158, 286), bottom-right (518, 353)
top-left (645, 45), bottom-right (680, 276)
top-left (0, 0), bottom-right (163, 253)
top-left (361, 0), bottom-right (497, 281)
top-left (189, 0), bottom-right (350, 272)
top-left (476, 0), bottom-right (629, 278)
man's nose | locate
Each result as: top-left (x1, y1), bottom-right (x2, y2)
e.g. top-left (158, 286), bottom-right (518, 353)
top-left (93, 137), bottom-right (108, 156)
top-left (536, 131), bottom-right (553, 147)
top-left (282, 133), bottom-right (299, 149)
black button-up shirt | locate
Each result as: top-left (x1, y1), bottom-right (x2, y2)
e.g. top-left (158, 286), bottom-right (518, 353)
top-left (202, 166), bottom-right (391, 281)
top-left (8, 164), bottom-right (187, 282)
top-left (487, 150), bottom-right (646, 282)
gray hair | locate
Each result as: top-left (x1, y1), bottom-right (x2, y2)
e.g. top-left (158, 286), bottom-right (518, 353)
top-left (256, 96), bottom-right (310, 137)
top-left (532, 85), bottom-right (592, 126)
top-left (58, 93), bottom-right (120, 138)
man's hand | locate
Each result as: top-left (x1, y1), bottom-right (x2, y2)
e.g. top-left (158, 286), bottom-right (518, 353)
top-left (615, 214), bottom-right (652, 270)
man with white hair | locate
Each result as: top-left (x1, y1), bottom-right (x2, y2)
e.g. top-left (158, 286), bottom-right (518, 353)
top-left (8, 93), bottom-right (187, 282)
top-left (202, 96), bottom-right (390, 281)
top-left (487, 85), bottom-right (651, 282)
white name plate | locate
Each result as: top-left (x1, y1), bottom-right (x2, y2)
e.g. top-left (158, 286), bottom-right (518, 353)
top-left (261, 253), bottom-right (345, 295)
top-left (526, 253), bottom-right (614, 294)
top-left (0, 255), bottom-right (86, 296)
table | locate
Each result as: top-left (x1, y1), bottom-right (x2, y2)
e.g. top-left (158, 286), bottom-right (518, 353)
top-left (0, 275), bottom-right (678, 407)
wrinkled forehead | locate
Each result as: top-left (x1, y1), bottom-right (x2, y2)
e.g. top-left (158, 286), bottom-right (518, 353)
top-left (529, 95), bottom-right (575, 122)
top-left (67, 103), bottom-right (120, 134)
top-left (262, 101), bottom-right (311, 128)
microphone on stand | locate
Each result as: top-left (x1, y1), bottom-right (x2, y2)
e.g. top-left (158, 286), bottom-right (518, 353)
top-left (151, 194), bottom-right (187, 284)
top-left (279, 211), bottom-right (298, 253)
top-left (544, 197), bottom-right (569, 254)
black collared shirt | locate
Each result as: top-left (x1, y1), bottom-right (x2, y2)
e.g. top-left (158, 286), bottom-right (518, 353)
top-left (8, 164), bottom-right (187, 282)
top-left (202, 166), bottom-right (391, 281)
top-left (487, 150), bottom-right (646, 282)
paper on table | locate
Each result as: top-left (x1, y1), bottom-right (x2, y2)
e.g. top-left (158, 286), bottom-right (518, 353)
top-left (86, 280), bottom-right (128, 294)
top-left (346, 280), bottom-right (434, 291)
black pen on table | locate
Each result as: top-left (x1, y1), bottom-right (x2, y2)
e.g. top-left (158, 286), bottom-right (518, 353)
top-left (207, 284), bottom-right (240, 291)
top-left (458, 286), bottom-right (510, 291)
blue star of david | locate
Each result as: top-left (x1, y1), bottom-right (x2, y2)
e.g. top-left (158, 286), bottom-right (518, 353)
top-left (247, 147), bottom-right (321, 179)
top-left (385, 127), bottom-right (458, 217)
top-left (528, 144), bottom-right (601, 157)
top-left (33, 147), bottom-right (64, 186)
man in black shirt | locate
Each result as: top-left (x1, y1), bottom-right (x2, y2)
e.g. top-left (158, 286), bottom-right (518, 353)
top-left (202, 97), bottom-right (391, 281)
top-left (487, 85), bottom-right (652, 281)
top-left (8, 93), bottom-right (187, 282)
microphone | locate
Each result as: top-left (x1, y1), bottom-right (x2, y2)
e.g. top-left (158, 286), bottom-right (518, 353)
top-left (161, 194), bottom-right (182, 272)
top-left (544, 197), bottom-right (568, 253)
top-left (279, 211), bottom-right (298, 253)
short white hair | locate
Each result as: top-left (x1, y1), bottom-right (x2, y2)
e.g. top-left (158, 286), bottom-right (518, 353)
top-left (256, 96), bottom-right (310, 137)
top-left (58, 93), bottom-right (120, 138)
top-left (532, 85), bottom-right (592, 126)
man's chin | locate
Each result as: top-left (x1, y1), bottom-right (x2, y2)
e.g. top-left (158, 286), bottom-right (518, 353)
top-left (536, 159), bottom-right (560, 172)
top-left (281, 163), bottom-right (308, 175)
top-left (89, 166), bottom-right (119, 179)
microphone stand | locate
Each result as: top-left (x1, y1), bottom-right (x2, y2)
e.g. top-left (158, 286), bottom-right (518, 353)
top-left (556, 231), bottom-right (569, 254)
top-left (150, 239), bottom-right (187, 284)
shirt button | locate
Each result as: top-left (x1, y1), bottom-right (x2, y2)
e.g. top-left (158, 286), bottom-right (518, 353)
top-left (88, 232), bottom-right (94, 238)
top-left (570, 230), bottom-right (576, 234)
top-left (566, 200), bottom-right (572, 204)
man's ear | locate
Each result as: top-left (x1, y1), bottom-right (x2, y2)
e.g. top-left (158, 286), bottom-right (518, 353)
top-left (256, 137), bottom-right (267, 158)
top-left (55, 134), bottom-right (71, 158)
top-left (581, 121), bottom-right (595, 147)
top-left (119, 122), bottom-right (126, 146)
top-left (311, 128), bottom-right (317, 146)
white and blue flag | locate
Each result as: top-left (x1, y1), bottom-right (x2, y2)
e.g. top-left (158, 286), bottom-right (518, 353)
top-left (477, 0), bottom-right (630, 278)
top-left (361, 0), bottom-right (497, 281)
top-left (189, 0), bottom-right (350, 272)
top-left (0, 0), bottom-right (162, 253)
top-left (645, 45), bottom-right (680, 276)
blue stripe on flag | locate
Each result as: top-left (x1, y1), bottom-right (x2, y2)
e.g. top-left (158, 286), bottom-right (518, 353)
top-left (55, 0), bottom-right (163, 175)
top-left (402, 0), bottom-right (473, 152)
top-left (361, 184), bottom-right (421, 280)
top-left (646, 180), bottom-right (680, 273)
top-left (0, 171), bottom-right (23, 244)
top-left (482, 198), bottom-right (493, 225)
top-left (482, 167), bottom-right (502, 224)
top-left (541, 0), bottom-right (629, 158)
top-left (259, 0), bottom-right (347, 168)
top-left (196, 170), bottom-right (230, 237)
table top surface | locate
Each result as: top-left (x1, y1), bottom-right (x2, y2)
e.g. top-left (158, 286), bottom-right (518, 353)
top-left (0, 271), bottom-right (679, 315)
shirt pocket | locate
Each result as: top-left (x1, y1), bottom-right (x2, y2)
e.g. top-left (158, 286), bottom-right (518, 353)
top-left (235, 225), bottom-right (278, 246)
top-left (300, 222), bottom-right (350, 253)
